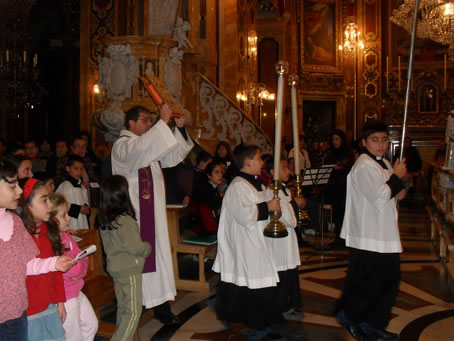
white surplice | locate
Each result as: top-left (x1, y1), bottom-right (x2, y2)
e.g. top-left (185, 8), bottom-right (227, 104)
top-left (264, 186), bottom-right (301, 271)
top-left (212, 176), bottom-right (279, 289)
top-left (111, 120), bottom-right (193, 308)
top-left (340, 153), bottom-right (402, 253)
top-left (56, 180), bottom-right (89, 230)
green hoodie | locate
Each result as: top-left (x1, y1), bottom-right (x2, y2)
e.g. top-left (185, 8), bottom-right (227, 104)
top-left (100, 214), bottom-right (151, 278)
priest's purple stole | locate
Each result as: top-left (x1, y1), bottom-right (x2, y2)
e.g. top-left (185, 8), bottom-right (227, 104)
top-left (138, 166), bottom-right (156, 273)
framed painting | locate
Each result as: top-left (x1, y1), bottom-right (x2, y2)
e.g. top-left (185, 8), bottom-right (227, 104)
top-left (300, 0), bottom-right (342, 73)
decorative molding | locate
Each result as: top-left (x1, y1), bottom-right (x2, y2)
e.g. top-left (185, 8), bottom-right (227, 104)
top-left (98, 44), bottom-right (139, 101)
top-left (299, 72), bottom-right (345, 92)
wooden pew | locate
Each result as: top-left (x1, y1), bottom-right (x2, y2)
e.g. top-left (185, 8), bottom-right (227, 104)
top-left (166, 205), bottom-right (218, 292)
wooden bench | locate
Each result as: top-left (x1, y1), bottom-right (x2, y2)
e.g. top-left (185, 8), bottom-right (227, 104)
top-left (166, 205), bottom-right (218, 292)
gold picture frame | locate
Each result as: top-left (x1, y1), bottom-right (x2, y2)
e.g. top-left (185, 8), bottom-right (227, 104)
top-left (300, 0), bottom-right (342, 73)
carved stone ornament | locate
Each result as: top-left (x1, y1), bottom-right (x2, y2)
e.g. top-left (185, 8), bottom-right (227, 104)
top-left (164, 47), bottom-right (184, 103)
top-left (98, 44), bottom-right (139, 101)
top-left (172, 17), bottom-right (193, 49)
top-left (199, 79), bottom-right (272, 154)
top-left (93, 100), bottom-right (125, 143)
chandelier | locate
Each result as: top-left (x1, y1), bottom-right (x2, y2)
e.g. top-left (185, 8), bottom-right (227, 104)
top-left (338, 22), bottom-right (364, 52)
top-left (236, 82), bottom-right (275, 114)
top-left (390, 0), bottom-right (454, 60)
top-left (0, 1), bottom-right (42, 119)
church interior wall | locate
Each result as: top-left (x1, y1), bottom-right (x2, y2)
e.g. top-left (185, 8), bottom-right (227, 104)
top-left (0, 0), bottom-right (452, 168)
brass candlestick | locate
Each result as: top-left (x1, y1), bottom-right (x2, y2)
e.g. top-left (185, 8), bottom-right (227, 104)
top-left (295, 174), bottom-right (311, 227)
top-left (264, 180), bottom-right (288, 238)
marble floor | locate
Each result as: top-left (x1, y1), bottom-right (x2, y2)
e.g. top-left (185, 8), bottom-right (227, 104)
top-left (131, 203), bottom-right (454, 341)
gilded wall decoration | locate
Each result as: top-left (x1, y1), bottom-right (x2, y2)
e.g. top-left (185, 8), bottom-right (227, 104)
top-left (299, 72), bottom-right (344, 92)
top-left (357, 0), bottom-right (381, 136)
top-left (90, 0), bottom-right (115, 64)
top-left (362, 49), bottom-right (379, 99)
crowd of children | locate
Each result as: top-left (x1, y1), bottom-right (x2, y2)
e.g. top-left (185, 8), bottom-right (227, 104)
top-left (0, 119), bottom-right (406, 341)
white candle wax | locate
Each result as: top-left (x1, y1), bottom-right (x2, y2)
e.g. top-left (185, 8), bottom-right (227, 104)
top-left (23, 51), bottom-right (26, 62)
top-left (291, 84), bottom-right (300, 175)
top-left (273, 74), bottom-right (285, 180)
top-left (6, 50), bottom-right (9, 62)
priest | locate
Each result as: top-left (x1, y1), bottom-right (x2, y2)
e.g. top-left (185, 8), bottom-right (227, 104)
top-left (111, 104), bottom-right (193, 324)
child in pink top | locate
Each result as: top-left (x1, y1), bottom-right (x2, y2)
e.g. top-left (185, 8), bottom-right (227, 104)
top-left (49, 193), bottom-right (98, 341)
top-left (0, 160), bottom-right (73, 341)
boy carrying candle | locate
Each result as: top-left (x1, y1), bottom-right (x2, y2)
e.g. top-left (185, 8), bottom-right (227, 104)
top-left (212, 144), bottom-right (284, 341)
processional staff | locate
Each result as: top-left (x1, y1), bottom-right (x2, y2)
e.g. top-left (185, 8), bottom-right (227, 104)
top-left (399, 0), bottom-right (420, 160)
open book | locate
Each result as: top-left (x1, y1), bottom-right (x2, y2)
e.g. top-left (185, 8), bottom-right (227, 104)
top-left (183, 235), bottom-right (217, 246)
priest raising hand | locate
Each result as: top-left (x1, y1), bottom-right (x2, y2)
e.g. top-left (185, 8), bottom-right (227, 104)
top-left (111, 104), bottom-right (194, 325)
top-left (159, 103), bottom-right (172, 124)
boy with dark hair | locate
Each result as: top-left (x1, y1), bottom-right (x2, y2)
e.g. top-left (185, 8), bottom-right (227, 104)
top-left (336, 120), bottom-right (407, 341)
top-left (24, 139), bottom-right (45, 173)
top-left (46, 138), bottom-right (68, 177)
top-left (190, 160), bottom-right (224, 236)
top-left (56, 154), bottom-right (91, 230)
top-left (213, 144), bottom-right (283, 341)
top-left (193, 151), bottom-right (212, 186)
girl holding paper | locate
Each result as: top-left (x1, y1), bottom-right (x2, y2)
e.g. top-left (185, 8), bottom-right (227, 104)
top-left (48, 193), bottom-right (98, 341)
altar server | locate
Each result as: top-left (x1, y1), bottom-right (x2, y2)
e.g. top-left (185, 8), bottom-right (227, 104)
top-left (213, 144), bottom-right (283, 341)
top-left (265, 156), bottom-right (304, 315)
top-left (336, 120), bottom-right (407, 341)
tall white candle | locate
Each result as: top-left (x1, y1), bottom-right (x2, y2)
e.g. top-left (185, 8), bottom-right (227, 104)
top-left (444, 54), bottom-right (447, 92)
top-left (23, 51), bottom-right (26, 62)
top-left (289, 74), bottom-right (300, 175)
top-left (273, 61), bottom-right (288, 181)
top-left (398, 56), bottom-right (401, 92)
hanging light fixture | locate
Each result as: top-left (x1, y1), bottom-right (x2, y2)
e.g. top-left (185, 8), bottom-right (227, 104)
top-left (0, 1), bottom-right (42, 119)
top-left (391, 0), bottom-right (454, 60)
top-left (338, 21), bottom-right (364, 52)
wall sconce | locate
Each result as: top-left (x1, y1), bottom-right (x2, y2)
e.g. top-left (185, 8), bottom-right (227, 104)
top-left (247, 30), bottom-right (258, 59)
top-left (93, 84), bottom-right (100, 94)
top-left (93, 83), bottom-right (105, 103)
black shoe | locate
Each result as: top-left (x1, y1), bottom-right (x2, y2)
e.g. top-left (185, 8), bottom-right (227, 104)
top-left (262, 333), bottom-right (285, 341)
top-left (345, 325), bottom-right (369, 341)
top-left (336, 310), bottom-right (368, 341)
top-left (359, 323), bottom-right (399, 341)
top-left (158, 313), bottom-right (181, 326)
